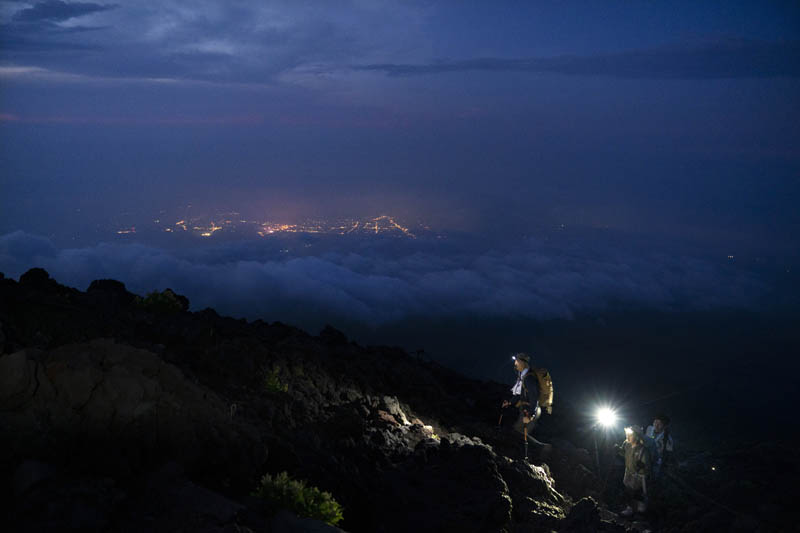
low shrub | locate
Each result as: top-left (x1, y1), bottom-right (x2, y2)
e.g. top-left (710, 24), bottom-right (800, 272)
top-left (135, 289), bottom-right (189, 313)
top-left (264, 365), bottom-right (288, 393)
top-left (253, 471), bottom-right (344, 526)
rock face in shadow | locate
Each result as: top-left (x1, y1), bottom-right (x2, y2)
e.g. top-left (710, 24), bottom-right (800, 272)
top-left (0, 339), bottom-right (263, 486)
top-left (0, 343), bottom-right (569, 533)
top-left (0, 270), bottom-right (580, 532)
top-left (1, 268), bottom-right (795, 532)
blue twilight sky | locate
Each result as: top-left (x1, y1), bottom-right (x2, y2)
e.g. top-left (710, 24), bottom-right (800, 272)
top-left (1, 1), bottom-right (799, 311)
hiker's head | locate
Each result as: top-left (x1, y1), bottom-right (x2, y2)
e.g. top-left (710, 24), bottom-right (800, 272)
top-left (625, 425), bottom-right (644, 445)
top-left (653, 414), bottom-right (670, 433)
top-left (513, 353), bottom-right (530, 371)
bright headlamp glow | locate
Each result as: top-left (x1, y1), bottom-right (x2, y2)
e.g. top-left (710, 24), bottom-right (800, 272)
top-left (595, 407), bottom-right (618, 428)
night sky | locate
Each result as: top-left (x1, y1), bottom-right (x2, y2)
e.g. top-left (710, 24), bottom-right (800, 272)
top-left (2, 1), bottom-right (800, 440)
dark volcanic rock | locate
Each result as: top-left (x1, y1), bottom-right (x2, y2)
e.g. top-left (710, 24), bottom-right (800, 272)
top-left (0, 339), bottom-right (264, 486)
top-left (319, 324), bottom-right (348, 346)
top-left (13, 460), bottom-right (56, 496)
top-left (86, 279), bottom-right (136, 306)
top-left (559, 497), bottom-right (601, 533)
top-left (6, 272), bottom-right (792, 532)
top-left (0, 273), bottom-right (583, 532)
top-left (19, 268), bottom-right (56, 289)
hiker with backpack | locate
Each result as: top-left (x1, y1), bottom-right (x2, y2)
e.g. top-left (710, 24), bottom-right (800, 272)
top-left (500, 353), bottom-right (553, 458)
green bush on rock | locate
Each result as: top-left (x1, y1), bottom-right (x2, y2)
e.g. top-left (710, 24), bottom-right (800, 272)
top-left (135, 288), bottom-right (189, 313)
top-left (264, 365), bottom-right (289, 393)
top-left (253, 471), bottom-right (344, 526)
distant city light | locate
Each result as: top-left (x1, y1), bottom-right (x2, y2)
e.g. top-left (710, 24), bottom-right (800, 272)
top-left (116, 212), bottom-right (427, 240)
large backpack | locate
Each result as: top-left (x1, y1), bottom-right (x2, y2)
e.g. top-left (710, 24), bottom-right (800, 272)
top-left (533, 367), bottom-right (554, 414)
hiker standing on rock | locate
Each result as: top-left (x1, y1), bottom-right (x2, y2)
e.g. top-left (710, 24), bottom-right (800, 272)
top-left (646, 414), bottom-right (674, 481)
top-left (500, 353), bottom-right (553, 456)
top-left (619, 425), bottom-right (651, 517)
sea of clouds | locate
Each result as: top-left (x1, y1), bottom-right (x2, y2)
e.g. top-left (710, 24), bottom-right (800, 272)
top-left (0, 230), bottom-right (766, 327)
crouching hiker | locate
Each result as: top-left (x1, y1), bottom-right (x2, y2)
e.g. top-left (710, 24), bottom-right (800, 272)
top-left (499, 353), bottom-right (553, 460)
top-left (619, 425), bottom-right (651, 517)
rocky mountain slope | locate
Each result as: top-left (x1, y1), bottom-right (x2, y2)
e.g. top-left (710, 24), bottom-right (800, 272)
top-left (1, 269), bottom-right (795, 532)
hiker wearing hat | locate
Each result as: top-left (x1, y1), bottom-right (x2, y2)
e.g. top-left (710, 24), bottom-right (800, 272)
top-left (500, 353), bottom-right (542, 450)
top-left (619, 424), bottom-right (651, 517)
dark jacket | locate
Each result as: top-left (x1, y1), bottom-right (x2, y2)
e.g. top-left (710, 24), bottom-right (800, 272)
top-left (620, 440), bottom-right (650, 493)
top-left (512, 369), bottom-right (539, 418)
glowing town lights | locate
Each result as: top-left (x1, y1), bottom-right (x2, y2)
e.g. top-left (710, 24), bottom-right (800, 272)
top-left (197, 221), bottom-right (223, 237)
top-left (370, 215), bottom-right (416, 238)
top-left (155, 214), bottom-right (423, 240)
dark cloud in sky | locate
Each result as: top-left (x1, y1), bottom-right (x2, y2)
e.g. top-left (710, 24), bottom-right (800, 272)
top-left (358, 39), bottom-right (800, 80)
top-left (0, 27), bottom-right (105, 52)
top-left (0, 231), bottom-right (768, 329)
top-left (1, 0), bottom-right (113, 53)
top-left (1, 0), bottom-right (430, 83)
top-left (12, 1), bottom-right (116, 22)
top-left (0, 1), bottom-right (797, 85)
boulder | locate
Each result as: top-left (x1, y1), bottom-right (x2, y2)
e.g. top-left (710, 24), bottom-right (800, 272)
top-left (19, 268), bottom-right (54, 289)
top-left (0, 350), bottom-right (38, 410)
top-left (0, 339), bottom-right (264, 483)
top-left (560, 497), bottom-right (601, 533)
top-left (86, 279), bottom-right (136, 306)
top-left (381, 395), bottom-right (410, 426)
